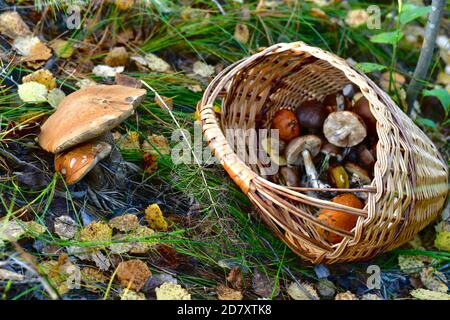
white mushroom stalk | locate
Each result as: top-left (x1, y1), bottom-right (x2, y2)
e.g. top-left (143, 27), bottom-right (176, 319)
top-left (285, 135), bottom-right (329, 190)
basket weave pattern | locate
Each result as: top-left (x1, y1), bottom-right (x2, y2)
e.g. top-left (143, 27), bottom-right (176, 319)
top-left (198, 42), bottom-right (448, 264)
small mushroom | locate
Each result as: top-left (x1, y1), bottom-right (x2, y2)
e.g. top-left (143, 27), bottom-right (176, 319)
top-left (279, 166), bottom-right (301, 187)
top-left (295, 100), bottom-right (328, 130)
top-left (344, 162), bottom-right (372, 185)
top-left (353, 96), bottom-right (377, 135)
top-left (54, 140), bottom-right (112, 185)
top-left (323, 111), bottom-right (367, 147)
top-left (285, 135), bottom-right (329, 189)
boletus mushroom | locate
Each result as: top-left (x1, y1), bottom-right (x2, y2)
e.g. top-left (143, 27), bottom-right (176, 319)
top-left (323, 111), bottom-right (367, 147)
top-left (271, 109), bottom-right (301, 142)
top-left (294, 100), bottom-right (328, 131)
top-left (353, 96), bottom-right (377, 135)
top-left (54, 140), bottom-right (112, 185)
top-left (317, 193), bottom-right (364, 244)
top-left (285, 135), bottom-right (329, 189)
top-left (38, 84), bottom-right (147, 185)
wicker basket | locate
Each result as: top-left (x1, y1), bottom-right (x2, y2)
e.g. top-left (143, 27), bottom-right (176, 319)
top-left (198, 42), bottom-right (448, 264)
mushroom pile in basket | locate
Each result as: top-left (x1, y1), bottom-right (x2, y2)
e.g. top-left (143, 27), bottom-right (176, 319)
top-left (264, 84), bottom-right (377, 244)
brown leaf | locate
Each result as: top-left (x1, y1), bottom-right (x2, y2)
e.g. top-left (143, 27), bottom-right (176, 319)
top-left (114, 73), bottom-right (142, 88)
top-left (226, 267), bottom-right (244, 290)
top-left (234, 23), bottom-right (250, 44)
top-left (251, 269), bottom-right (279, 298)
top-left (105, 46), bottom-right (129, 67)
top-left (217, 285), bottom-right (243, 300)
top-left (0, 11), bottom-right (31, 39)
top-left (22, 41), bottom-right (52, 63)
top-left (116, 260), bottom-right (151, 292)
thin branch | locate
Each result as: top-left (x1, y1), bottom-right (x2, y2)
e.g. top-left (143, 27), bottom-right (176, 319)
top-left (406, 0), bottom-right (445, 115)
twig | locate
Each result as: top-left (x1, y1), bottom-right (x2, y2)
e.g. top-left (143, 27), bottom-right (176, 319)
top-left (406, 0), bottom-right (445, 115)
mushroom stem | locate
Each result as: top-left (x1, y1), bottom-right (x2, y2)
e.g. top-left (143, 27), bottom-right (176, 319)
top-left (302, 149), bottom-right (329, 189)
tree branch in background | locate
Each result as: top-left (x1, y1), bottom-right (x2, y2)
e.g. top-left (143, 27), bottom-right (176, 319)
top-left (406, 0), bottom-right (445, 115)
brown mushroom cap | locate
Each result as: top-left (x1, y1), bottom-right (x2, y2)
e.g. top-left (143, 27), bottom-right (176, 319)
top-left (285, 135), bottom-right (322, 165)
top-left (323, 111), bottom-right (367, 147)
top-left (38, 85), bottom-right (146, 153)
top-left (54, 140), bottom-right (112, 185)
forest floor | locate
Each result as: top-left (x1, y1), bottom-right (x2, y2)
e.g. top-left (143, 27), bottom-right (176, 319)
top-left (0, 0), bottom-right (449, 300)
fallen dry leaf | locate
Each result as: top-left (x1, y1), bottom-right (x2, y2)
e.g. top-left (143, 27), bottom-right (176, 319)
top-left (131, 53), bottom-right (171, 72)
top-left (21, 41), bottom-right (52, 64)
top-left (251, 269), bottom-right (279, 298)
top-left (79, 221), bottom-right (112, 247)
top-left (105, 46), bottom-right (129, 67)
top-left (145, 204), bottom-right (168, 231)
top-left (121, 290), bottom-right (147, 300)
top-left (234, 23), bottom-right (250, 44)
top-left (75, 78), bottom-right (98, 88)
top-left (156, 282), bottom-right (191, 300)
top-left (226, 267), bottom-right (244, 290)
top-left (22, 69), bottom-right (56, 90)
top-left (142, 134), bottom-right (170, 156)
top-left (380, 71), bottom-right (406, 91)
top-left (398, 255), bottom-right (426, 275)
top-left (129, 226), bottom-right (156, 254)
top-left (115, 73), bottom-right (142, 88)
top-left (345, 9), bottom-right (369, 28)
top-left (47, 88), bottom-right (66, 109)
top-left (18, 82), bottom-right (48, 103)
top-left (118, 131), bottom-right (141, 150)
top-left (287, 282), bottom-right (319, 300)
top-left (116, 259), bottom-right (151, 292)
top-left (420, 267), bottom-right (448, 293)
top-left (192, 61), bottom-right (215, 78)
top-left (40, 255), bottom-right (80, 296)
top-left (49, 39), bottom-right (74, 59)
top-left (0, 268), bottom-right (25, 281)
top-left (143, 152), bottom-right (159, 174)
top-left (310, 7), bottom-right (327, 19)
top-left (92, 65), bottom-right (124, 77)
top-left (91, 250), bottom-right (111, 271)
top-left (217, 285), bottom-right (243, 300)
top-left (154, 94), bottom-right (173, 110)
top-left (108, 214), bottom-right (139, 232)
top-left (0, 11), bottom-right (31, 39)
top-left (410, 288), bottom-right (450, 300)
top-left (115, 0), bottom-right (134, 10)
top-left (335, 291), bottom-right (358, 300)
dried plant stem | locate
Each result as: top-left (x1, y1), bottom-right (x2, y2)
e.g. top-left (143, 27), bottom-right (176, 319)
top-left (406, 0), bottom-right (445, 115)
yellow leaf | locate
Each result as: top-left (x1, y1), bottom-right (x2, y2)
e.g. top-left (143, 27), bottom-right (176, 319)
top-left (234, 23), bottom-right (250, 44)
top-left (144, 204), bottom-right (168, 231)
top-left (22, 69), bottom-right (56, 90)
top-left (156, 282), bottom-right (191, 300)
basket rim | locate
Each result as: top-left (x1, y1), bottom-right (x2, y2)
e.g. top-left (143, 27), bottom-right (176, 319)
top-left (198, 41), bottom-right (449, 262)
